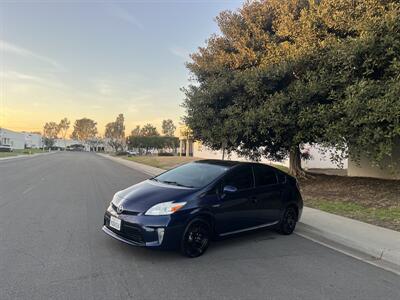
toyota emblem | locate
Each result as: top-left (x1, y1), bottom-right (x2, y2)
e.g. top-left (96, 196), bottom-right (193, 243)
top-left (117, 205), bottom-right (124, 214)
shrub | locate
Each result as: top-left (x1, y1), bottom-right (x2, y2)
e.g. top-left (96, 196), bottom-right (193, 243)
top-left (158, 152), bottom-right (174, 156)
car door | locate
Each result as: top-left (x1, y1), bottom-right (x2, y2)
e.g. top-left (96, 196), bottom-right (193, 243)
top-left (252, 164), bottom-right (283, 224)
top-left (214, 165), bottom-right (258, 235)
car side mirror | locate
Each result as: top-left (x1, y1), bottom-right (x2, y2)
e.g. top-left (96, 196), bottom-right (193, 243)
top-left (223, 185), bottom-right (238, 195)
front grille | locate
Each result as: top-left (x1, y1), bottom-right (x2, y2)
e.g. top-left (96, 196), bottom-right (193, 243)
top-left (104, 214), bottom-right (144, 244)
top-left (111, 203), bottom-right (140, 215)
top-left (123, 223), bottom-right (144, 243)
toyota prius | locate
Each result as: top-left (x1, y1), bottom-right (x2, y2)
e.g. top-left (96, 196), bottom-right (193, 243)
top-left (102, 160), bottom-right (303, 257)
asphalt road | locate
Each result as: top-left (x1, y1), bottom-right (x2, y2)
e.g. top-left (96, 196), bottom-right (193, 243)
top-left (0, 152), bottom-right (399, 300)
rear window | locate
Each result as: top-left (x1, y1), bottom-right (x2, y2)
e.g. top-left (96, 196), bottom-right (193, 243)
top-left (253, 165), bottom-right (278, 187)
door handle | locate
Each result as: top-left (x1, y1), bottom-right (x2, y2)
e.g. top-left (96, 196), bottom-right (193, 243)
top-left (250, 196), bottom-right (258, 203)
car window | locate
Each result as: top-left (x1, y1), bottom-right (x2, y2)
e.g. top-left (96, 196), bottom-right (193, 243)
top-left (155, 162), bottom-right (228, 188)
top-left (224, 165), bottom-right (254, 190)
top-left (253, 165), bottom-right (278, 187)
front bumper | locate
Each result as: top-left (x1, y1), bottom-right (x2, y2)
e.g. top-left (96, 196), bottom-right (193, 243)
top-left (103, 209), bottom-right (185, 249)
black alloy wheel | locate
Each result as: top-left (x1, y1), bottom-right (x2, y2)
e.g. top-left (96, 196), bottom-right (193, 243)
top-left (181, 219), bottom-right (211, 258)
top-left (278, 207), bottom-right (297, 235)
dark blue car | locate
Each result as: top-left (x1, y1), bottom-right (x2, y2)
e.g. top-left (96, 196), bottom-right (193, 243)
top-left (102, 160), bottom-right (303, 257)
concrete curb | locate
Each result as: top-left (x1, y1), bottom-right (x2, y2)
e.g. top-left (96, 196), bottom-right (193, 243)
top-left (98, 153), bottom-right (400, 272)
top-left (298, 207), bottom-right (400, 269)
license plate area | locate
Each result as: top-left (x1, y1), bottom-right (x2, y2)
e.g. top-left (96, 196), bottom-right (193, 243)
top-left (109, 215), bottom-right (121, 231)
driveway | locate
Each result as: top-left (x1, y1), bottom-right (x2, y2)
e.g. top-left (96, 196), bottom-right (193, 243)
top-left (0, 152), bottom-right (399, 299)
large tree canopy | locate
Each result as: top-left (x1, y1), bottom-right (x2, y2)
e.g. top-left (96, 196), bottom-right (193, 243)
top-left (183, 0), bottom-right (400, 176)
top-left (71, 118), bottom-right (98, 142)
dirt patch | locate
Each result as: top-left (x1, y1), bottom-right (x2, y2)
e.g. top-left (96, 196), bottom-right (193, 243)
top-left (299, 174), bottom-right (400, 230)
top-left (124, 156), bottom-right (200, 169)
top-left (299, 174), bottom-right (400, 208)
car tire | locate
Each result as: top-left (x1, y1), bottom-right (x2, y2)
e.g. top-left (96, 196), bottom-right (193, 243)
top-left (180, 218), bottom-right (211, 258)
top-left (277, 206), bottom-right (298, 235)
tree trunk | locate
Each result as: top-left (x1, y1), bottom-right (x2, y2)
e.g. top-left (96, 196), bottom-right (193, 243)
top-left (289, 145), bottom-right (306, 178)
top-left (221, 141), bottom-right (227, 160)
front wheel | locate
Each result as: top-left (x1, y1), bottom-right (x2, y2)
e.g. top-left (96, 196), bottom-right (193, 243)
top-left (277, 207), bottom-right (298, 235)
top-left (180, 219), bottom-right (211, 258)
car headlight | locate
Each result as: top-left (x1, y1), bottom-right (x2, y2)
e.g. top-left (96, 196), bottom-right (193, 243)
top-left (145, 201), bottom-right (186, 216)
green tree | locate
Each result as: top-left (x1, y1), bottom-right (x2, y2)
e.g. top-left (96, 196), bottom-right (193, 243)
top-left (58, 117), bottom-right (70, 150)
top-left (105, 114), bottom-right (126, 152)
top-left (131, 125), bottom-right (141, 137)
top-left (317, 6), bottom-right (400, 169)
top-left (43, 122), bottom-right (60, 148)
top-left (162, 119), bottom-right (176, 136)
top-left (183, 0), bottom-right (400, 176)
top-left (127, 136), bottom-right (179, 154)
top-left (140, 123), bottom-right (159, 137)
top-left (71, 118), bottom-right (98, 142)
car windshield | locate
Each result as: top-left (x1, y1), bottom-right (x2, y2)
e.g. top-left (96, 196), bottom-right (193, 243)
top-left (153, 163), bottom-right (228, 188)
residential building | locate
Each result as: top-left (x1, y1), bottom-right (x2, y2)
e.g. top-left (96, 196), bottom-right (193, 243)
top-left (0, 128), bottom-right (25, 150)
top-left (191, 141), bottom-right (347, 170)
top-left (23, 132), bottom-right (43, 149)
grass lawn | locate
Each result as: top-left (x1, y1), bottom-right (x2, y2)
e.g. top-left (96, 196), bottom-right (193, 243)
top-left (0, 152), bottom-right (18, 158)
top-left (123, 155), bottom-right (289, 172)
top-left (0, 149), bottom-right (47, 158)
top-left (300, 174), bottom-right (400, 231)
top-left (123, 155), bottom-right (199, 169)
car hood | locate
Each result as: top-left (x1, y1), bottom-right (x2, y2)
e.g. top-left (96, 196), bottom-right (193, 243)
top-left (113, 180), bottom-right (199, 213)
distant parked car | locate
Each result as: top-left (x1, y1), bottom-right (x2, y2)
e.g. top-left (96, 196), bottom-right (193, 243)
top-left (0, 145), bottom-right (13, 152)
top-left (127, 150), bottom-right (138, 156)
top-left (103, 160), bottom-right (303, 257)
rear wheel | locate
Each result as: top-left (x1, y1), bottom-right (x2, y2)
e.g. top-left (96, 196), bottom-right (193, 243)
top-left (180, 219), bottom-right (211, 258)
top-left (277, 206), bottom-right (297, 235)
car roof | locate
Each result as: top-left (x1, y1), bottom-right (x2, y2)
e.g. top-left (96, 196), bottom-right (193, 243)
top-left (193, 159), bottom-right (254, 168)
top-left (193, 159), bottom-right (243, 167)
top-left (193, 159), bottom-right (286, 172)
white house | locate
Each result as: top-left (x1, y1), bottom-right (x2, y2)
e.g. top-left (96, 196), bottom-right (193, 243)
top-left (0, 128), bottom-right (26, 150)
top-left (23, 132), bottom-right (43, 149)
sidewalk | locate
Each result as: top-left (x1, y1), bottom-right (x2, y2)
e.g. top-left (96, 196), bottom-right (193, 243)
top-left (96, 153), bottom-right (164, 176)
top-left (98, 153), bottom-right (400, 273)
top-left (0, 151), bottom-right (58, 161)
top-left (297, 207), bottom-right (400, 271)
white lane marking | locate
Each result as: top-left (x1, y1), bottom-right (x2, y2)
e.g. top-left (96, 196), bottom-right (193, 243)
top-left (22, 186), bottom-right (35, 194)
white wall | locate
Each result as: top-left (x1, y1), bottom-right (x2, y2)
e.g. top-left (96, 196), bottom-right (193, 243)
top-left (348, 141), bottom-right (400, 180)
top-left (24, 132), bottom-right (43, 148)
top-left (302, 144), bottom-right (348, 169)
top-left (0, 128), bottom-right (25, 150)
top-left (193, 142), bottom-right (347, 170)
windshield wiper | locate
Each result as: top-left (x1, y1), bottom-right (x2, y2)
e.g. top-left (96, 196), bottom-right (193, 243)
top-left (159, 180), bottom-right (194, 188)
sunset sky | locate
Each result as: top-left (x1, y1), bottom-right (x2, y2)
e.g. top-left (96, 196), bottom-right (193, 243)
top-left (0, 0), bottom-right (242, 135)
